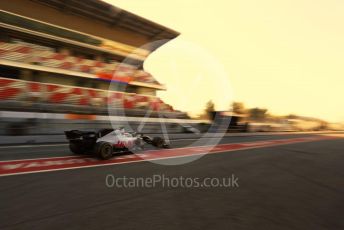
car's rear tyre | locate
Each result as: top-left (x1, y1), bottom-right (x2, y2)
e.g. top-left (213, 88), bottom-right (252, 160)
top-left (152, 137), bottom-right (165, 148)
top-left (95, 142), bottom-right (113, 160)
top-left (69, 142), bottom-right (85, 154)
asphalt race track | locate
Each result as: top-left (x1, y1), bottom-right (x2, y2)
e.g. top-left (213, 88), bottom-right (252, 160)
top-left (0, 132), bottom-right (343, 229)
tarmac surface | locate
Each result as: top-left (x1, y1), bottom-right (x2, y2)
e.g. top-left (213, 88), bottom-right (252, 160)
top-left (0, 132), bottom-right (343, 229)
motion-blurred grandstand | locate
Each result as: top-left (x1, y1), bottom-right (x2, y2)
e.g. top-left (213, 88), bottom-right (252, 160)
top-left (0, 0), bottom-right (203, 136)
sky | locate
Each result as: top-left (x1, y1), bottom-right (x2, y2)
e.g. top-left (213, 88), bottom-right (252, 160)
top-left (105, 0), bottom-right (344, 122)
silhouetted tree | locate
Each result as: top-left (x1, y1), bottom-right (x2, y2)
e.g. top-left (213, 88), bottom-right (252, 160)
top-left (204, 100), bottom-right (215, 120)
top-left (231, 102), bottom-right (246, 115)
top-left (206, 100), bottom-right (215, 113)
top-left (248, 107), bottom-right (268, 121)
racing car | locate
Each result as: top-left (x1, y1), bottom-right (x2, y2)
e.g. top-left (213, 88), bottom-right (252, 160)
top-left (64, 127), bottom-right (169, 160)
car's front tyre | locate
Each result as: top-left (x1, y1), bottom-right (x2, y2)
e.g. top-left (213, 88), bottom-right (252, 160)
top-left (152, 137), bottom-right (165, 148)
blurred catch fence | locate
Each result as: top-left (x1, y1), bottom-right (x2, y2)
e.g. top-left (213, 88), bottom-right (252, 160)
top-left (0, 111), bottom-right (210, 136)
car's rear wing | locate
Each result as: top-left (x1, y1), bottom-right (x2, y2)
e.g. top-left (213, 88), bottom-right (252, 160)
top-left (64, 130), bottom-right (96, 140)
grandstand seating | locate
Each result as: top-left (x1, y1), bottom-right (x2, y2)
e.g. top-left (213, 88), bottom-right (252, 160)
top-left (0, 40), bottom-right (160, 85)
top-left (0, 77), bottom-right (174, 112)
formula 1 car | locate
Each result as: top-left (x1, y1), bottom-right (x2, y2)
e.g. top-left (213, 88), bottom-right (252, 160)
top-left (64, 128), bottom-right (169, 159)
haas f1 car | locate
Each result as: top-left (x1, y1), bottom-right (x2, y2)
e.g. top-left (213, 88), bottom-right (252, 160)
top-left (64, 128), bottom-right (169, 160)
